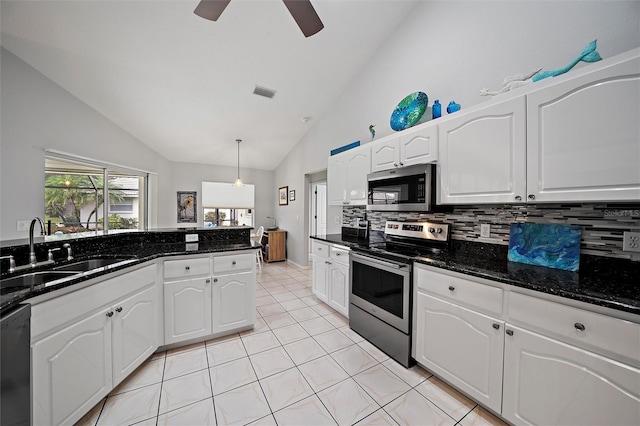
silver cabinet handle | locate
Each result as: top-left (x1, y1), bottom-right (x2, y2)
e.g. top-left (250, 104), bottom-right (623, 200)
top-left (448, 286), bottom-right (455, 291)
top-left (393, 163), bottom-right (398, 167)
top-left (206, 279), bottom-right (211, 284)
top-left (574, 322), bottom-right (586, 331)
top-left (115, 307), bottom-right (123, 313)
top-left (232, 261), bottom-right (236, 265)
top-left (185, 266), bottom-right (190, 271)
top-left (515, 195), bottom-right (522, 201)
top-left (213, 278), bottom-right (218, 283)
top-left (506, 329), bottom-right (514, 336)
top-left (492, 323), bottom-right (500, 330)
top-left (106, 311), bottom-right (114, 318)
top-left (399, 162), bottom-right (404, 166)
top-left (528, 194), bottom-right (536, 200)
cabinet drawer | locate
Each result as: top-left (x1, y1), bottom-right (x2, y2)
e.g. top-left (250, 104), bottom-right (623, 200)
top-left (311, 240), bottom-right (330, 259)
top-left (330, 245), bottom-right (350, 264)
top-left (416, 266), bottom-right (503, 317)
top-left (164, 257), bottom-right (210, 280)
top-left (213, 253), bottom-right (253, 274)
top-left (508, 292), bottom-right (640, 366)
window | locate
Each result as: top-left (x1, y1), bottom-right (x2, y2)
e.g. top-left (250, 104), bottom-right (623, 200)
top-left (202, 181), bottom-right (255, 228)
top-left (44, 155), bottom-right (149, 236)
top-left (203, 208), bottom-right (253, 227)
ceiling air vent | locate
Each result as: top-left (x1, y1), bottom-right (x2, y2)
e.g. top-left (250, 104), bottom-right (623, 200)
top-left (253, 85), bottom-right (276, 99)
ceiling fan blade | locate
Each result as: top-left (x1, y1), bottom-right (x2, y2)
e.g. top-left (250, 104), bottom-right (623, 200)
top-left (282, 0), bottom-right (324, 37)
top-left (194, 0), bottom-right (231, 21)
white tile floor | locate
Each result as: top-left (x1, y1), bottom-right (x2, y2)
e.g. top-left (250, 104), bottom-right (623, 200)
top-left (76, 262), bottom-right (508, 426)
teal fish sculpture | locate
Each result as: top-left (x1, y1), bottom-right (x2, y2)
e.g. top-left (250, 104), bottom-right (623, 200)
top-left (369, 124), bottom-right (376, 140)
top-left (532, 40), bottom-right (602, 82)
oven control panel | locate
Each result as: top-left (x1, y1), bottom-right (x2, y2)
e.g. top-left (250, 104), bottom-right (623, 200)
top-left (385, 220), bottom-right (450, 242)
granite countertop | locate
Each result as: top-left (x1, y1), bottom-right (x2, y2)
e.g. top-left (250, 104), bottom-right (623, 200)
top-left (0, 240), bottom-right (257, 316)
top-left (311, 234), bottom-right (640, 316)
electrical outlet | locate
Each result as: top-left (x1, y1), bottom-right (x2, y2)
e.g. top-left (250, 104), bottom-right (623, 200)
top-left (622, 231), bottom-right (640, 252)
top-left (480, 224), bottom-right (491, 238)
top-left (185, 234), bottom-right (198, 242)
top-left (335, 216), bottom-right (341, 224)
top-left (17, 220), bottom-right (30, 231)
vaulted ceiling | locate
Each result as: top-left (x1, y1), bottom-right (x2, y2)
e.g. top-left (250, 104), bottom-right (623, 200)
top-left (1, 0), bottom-right (420, 170)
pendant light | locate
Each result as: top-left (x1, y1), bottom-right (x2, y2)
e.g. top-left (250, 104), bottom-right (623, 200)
top-left (233, 139), bottom-right (244, 187)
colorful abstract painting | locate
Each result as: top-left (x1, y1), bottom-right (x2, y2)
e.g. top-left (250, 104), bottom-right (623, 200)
top-left (508, 223), bottom-right (582, 271)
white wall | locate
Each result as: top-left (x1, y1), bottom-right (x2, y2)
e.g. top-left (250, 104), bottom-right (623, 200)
top-left (169, 162), bottom-right (275, 230)
top-left (274, 0), bottom-right (640, 266)
top-left (0, 47), bottom-right (173, 240)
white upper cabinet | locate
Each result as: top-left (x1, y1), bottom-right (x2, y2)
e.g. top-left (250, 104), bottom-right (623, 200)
top-left (438, 96), bottom-right (527, 204)
top-left (327, 145), bottom-right (370, 206)
top-left (371, 124), bottom-right (438, 172)
top-left (526, 52), bottom-right (640, 203)
top-left (437, 48), bottom-right (640, 205)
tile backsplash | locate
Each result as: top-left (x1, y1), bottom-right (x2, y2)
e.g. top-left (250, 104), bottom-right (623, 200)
top-left (343, 203), bottom-right (640, 261)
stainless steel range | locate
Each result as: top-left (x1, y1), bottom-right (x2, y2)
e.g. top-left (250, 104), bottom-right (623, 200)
top-left (349, 220), bottom-right (450, 367)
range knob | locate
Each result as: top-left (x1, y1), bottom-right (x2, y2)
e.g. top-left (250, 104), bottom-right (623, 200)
top-left (435, 228), bottom-right (443, 234)
top-left (428, 227), bottom-right (436, 233)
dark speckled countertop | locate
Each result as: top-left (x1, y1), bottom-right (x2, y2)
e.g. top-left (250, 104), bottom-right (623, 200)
top-left (0, 228), bottom-right (256, 316)
top-left (311, 234), bottom-right (640, 316)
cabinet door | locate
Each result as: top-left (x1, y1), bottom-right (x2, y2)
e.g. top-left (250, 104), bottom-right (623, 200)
top-left (438, 96), bottom-right (526, 204)
top-left (526, 55), bottom-right (640, 202)
top-left (312, 255), bottom-right (329, 303)
top-left (212, 272), bottom-right (256, 333)
top-left (112, 285), bottom-right (158, 386)
top-left (345, 147), bottom-right (371, 205)
top-left (503, 325), bottom-right (640, 426)
top-left (33, 310), bottom-right (112, 426)
top-left (164, 277), bottom-right (212, 344)
top-left (400, 125), bottom-right (438, 166)
top-left (328, 262), bottom-right (349, 317)
top-left (371, 138), bottom-right (400, 172)
top-left (327, 154), bottom-right (347, 205)
top-left (414, 292), bottom-right (504, 413)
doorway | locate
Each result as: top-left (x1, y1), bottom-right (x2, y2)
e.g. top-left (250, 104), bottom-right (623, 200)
top-left (310, 181), bottom-right (327, 238)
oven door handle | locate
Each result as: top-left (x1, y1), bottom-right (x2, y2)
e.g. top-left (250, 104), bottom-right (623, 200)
top-left (350, 252), bottom-right (409, 270)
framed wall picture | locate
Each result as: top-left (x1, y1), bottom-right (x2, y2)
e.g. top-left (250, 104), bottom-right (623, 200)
top-left (177, 191), bottom-right (197, 223)
top-left (279, 186), bottom-right (288, 206)
top-left (289, 190), bottom-right (296, 202)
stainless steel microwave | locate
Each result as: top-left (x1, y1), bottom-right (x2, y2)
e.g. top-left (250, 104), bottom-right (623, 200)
top-left (367, 164), bottom-right (434, 211)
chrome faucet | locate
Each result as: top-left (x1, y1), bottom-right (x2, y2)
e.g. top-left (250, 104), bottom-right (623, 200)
top-left (63, 243), bottom-right (73, 261)
top-left (28, 217), bottom-right (46, 266)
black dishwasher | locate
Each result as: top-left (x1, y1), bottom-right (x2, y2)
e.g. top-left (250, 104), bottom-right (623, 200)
top-left (1, 304), bottom-right (31, 426)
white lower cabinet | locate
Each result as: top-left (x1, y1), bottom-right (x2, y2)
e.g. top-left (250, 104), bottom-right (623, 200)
top-left (164, 277), bottom-right (212, 344)
top-left (414, 264), bottom-right (640, 425)
top-left (32, 309), bottom-right (112, 426)
top-left (163, 252), bottom-right (255, 343)
top-left (31, 265), bottom-right (158, 426)
top-left (414, 282), bottom-right (504, 412)
top-left (311, 240), bottom-right (349, 317)
top-left (212, 271), bottom-right (255, 333)
top-left (502, 324), bottom-right (640, 426)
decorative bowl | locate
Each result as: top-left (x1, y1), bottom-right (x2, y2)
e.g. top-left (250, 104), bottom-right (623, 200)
top-left (390, 91), bottom-right (428, 131)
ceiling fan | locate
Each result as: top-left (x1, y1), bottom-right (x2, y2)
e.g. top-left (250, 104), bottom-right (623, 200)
top-left (194, 0), bottom-right (324, 37)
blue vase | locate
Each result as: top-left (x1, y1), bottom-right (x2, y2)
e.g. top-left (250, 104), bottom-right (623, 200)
top-left (432, 100), bottom-right (441, 119)
top-left (447, 101), bottom-right (461, 114)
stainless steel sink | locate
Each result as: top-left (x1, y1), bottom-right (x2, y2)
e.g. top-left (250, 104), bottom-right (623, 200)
top-left (53, 258), bottom-right (135, 272)
top-left (0, 271), bottom-right (78, 294)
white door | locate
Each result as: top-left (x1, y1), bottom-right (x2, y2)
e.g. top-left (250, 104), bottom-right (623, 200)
top-left (328, 262), bottom-right (349, 317)
top-left (212, 272), bottom-right (255, 333)
top-left (371, 138), bottom-right (400, 172)
top-left (312, 255), bottom-right (329, 302)
top-left (438, 96), bottom-right (527, 204)
top-left (164, 277), bottom-right (212, 344)
top-left (32, 310), bottom-right (112, 426)
top-left (400, 125), bottom-right (438, 167)
top-left (526, 54), bottom-right (640, 203)
top-left (414, 292), bottom-right (504, 413)
top-left (503, 324), bottom-right (640, 426)
top-left (111, 286), bottom-right (158, 386)
top-left (311, 182), bottom-right (327, 237)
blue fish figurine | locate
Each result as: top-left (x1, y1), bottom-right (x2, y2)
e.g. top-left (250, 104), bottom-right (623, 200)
top-left (532, 40), bottom-right (602, 82)
top-left (369, 124), bottom-right (376, 140)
